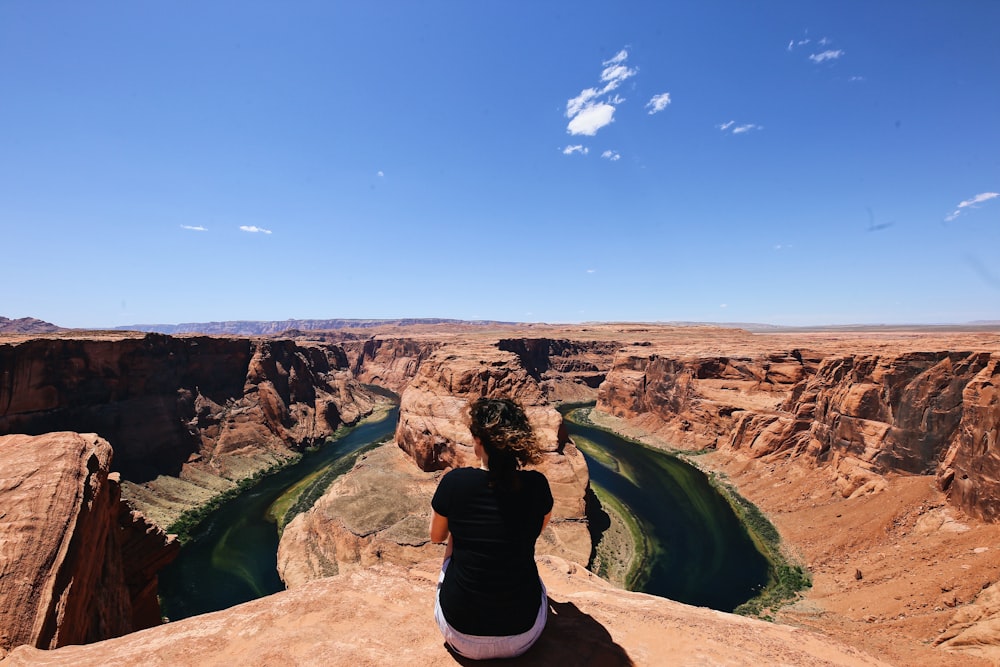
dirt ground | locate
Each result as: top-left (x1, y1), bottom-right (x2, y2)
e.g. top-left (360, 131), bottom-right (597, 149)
top-left (701, 450), bottom-right (1000, 667)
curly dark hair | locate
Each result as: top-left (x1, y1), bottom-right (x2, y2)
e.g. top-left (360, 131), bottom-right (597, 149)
top-left (468, 397), bottom-right (540, 490)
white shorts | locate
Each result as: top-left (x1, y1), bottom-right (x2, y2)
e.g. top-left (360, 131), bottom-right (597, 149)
top-left (434, 557), bottom-right (548, 660)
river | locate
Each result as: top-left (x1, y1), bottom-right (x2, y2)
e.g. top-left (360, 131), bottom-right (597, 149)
top-left (563, 406), bottom-right (770, 611)
top-left (159, 403), bottom-right (769, 619)
top-left (158, 408), bottom-right (399, 621)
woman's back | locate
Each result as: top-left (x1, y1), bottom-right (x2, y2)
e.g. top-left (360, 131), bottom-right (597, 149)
top-left (432, 467), bottom-right (552, 636)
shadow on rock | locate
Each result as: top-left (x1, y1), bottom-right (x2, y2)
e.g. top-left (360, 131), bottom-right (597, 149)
top-left (447, 598), bottom-right (634, 666)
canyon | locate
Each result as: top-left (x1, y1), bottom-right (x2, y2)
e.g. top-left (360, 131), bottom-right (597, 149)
top-left (2, 323), bottom-right (1000, 665)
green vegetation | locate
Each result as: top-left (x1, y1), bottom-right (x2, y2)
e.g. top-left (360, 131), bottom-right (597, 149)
top-left (588, 483), bottom-right (650, 589)
top-left (167, 457), bottom-right (299, 545)
top-left (708, 472), bottom-right (812, 619)
top-left (272, 437), bottom-right (389, 532)
top-left (565, 405), bottom-right (811, 620)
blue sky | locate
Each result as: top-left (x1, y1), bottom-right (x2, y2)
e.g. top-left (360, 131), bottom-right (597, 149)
top-left (2, 2), bottom-right (998, 328)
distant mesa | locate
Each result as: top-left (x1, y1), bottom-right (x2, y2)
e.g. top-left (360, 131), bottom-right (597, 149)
top-left (0, 317), bottom-right (62, 334)
top-left (114, 318), bottom-right (519, 336)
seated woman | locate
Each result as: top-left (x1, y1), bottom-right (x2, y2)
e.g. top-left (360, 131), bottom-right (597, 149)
top-left (430, 397), bottom-right (553, 660)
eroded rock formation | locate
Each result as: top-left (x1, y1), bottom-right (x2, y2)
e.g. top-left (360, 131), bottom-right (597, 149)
top-left (0, 333), bottom-right (378, 525)
top-left (0, 556), bottom-right (890, 667)
top-left (0, 432), bottom-right (177, 656)
top-left (277, 339), bottom-right (595, 586)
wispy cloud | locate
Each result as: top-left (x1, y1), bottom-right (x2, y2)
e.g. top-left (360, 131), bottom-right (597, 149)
top-left (849, 75), bottom-right (866, 82)
top-left (565, 48), bottom-right (638, 138)
top-left (601, 150), bottom-right (621, 161)
top-left (567, 103), bottom-right (616, 136)
top-left (646, 92), bottom-right (671, 114)
top-left (945, 192), bottom-right (999, 222)
top-left (809, 49), bottom-right (844, 63)
top-left (240, 225), bottom-right (273, 234)
top-left (787, 34), bottom-right (811, 51)
top-left (377, 170), bottom-right (384, 177)
top-left (562, 145), bottom-right (589, 155)
top-left (180, 225), bottom-right (207, 232)
top-left (718, 120), bottom-right (761, 135)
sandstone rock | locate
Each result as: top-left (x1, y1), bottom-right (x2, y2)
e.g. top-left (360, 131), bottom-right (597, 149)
top-left (0, 432), bottom-right (177, 654)
top-left (1, 556), bottom-right (890, 667)
top-left (936, 581), bottom-right (1000, 662)
top-left (393, 342), bottom-right (591, 557)
top-left (0, 334), bottom-right (378, 525)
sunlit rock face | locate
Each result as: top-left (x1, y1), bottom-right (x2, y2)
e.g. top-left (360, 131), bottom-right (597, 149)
top-left (0, 334), bottom-right (378, 524)
top-left (940, 355), bottom-right (1000, 521)
top-left (0, 557), bottom-right (889, 667)
top-left (278, 340), bottom-right (594, 587)
top-left (598, 346), bottom-right (1000, 511)
top-left (0, 432), bottom-right (178, 655)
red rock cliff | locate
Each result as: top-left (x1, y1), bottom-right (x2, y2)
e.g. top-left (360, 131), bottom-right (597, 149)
top-left (0, 432), bottom-right (178, 656)
top-left (598, 346), bottom-right (1000, 514)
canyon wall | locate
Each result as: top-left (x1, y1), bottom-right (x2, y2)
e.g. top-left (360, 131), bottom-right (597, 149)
top-left (597, 346), bottom-right (1000, 512)
top-left (0, 333), bottom-right (379, 525)
top-left (277, 339), bottom-right (597, 586)
top-left (0, 432), bottom-right (178, 655)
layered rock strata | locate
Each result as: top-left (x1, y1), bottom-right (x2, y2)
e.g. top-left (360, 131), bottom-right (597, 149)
top-left (0, 432), bottom-right (177, 656)
top-left (278, 340), bottom-right (594, 586)
top-left (0, 334), bottom-right (377, 525)
top-left (1, 557), bottom-right (889, 667)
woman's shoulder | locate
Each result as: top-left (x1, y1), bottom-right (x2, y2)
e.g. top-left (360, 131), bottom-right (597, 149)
top-left (518, 469), bottom-right (551, 488)
top-left (440, 466), bottom-right (488, 485)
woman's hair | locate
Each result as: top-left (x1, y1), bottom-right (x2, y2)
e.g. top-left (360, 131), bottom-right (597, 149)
top-left (468, 397), bottom-right (540, 491)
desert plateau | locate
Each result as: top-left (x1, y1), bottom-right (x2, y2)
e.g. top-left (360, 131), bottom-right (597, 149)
top-left (1, 319), bottom-right (999, 665)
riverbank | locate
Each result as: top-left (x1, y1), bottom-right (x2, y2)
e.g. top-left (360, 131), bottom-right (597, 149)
top-left (585, 406), bottom-right (1000, 667)
top-left (127, 397), bottom-right (397, 540)
top-left (573, 407), bottom-right (809, 618)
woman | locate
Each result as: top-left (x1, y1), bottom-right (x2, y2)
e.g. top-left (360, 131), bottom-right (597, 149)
top-left (430, 397), bottom-right (553, 660)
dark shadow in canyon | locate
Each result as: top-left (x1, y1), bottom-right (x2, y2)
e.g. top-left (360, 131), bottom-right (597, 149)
top-left (445, 598), bottom-right (633, 666)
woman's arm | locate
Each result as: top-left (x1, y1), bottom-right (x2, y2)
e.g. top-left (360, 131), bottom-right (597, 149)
top-left (430, 510), bottom-right (450, 543)
top-left (430, 511), bottom-right (453, 561)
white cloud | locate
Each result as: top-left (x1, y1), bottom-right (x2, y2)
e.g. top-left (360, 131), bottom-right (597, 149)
top-left (719, 303), bottom-right (728, 309)
top-left (562, 145), bottom-right (589, 155)
top-left (946, 192), bottom-right (999, 221)
top-left (819, 37), bottom-right (831, 46)
top-left (809, 49), bottom-right (844, 63)
top-left (604, 50), bottom-right (628, 66)
top-left (600, 62), bottom-right (638, 93)
top-left (787, 37), bottom-right (811, 51)
top-left (564, 48), bottom-right (638, 138)
top-left (959, 192), bottom-right (999, 208)
top-left (646, 92), bottom-right (671, 114)
top-left (601, 150), bottom-right (621, 161)
top-left (849, 75), bottom-right (866, 82)
top-left (718, 120), bottom-right (761, 134)
top-left (586, 268), bottom-right (596, 273)
top-left (377, 170), bottom-right (384, 177)
top-left (180, 225), bottom-right (207, 232)
top-left (567, 102), bottom-right (616, 136)
top-left (240, 225), bottom-right (272, 234)
top-left (566, 88), bottom-right (599, 118)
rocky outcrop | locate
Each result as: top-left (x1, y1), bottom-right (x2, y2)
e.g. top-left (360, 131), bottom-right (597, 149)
top-left (278, 340), bottom-right (594, 586)
top-left (940, 356), bottom-right (1000, 521)
top-left (936, 581), bottom-right (1000, 663)
top-left (599, 346), bottom-right (1000, 515)
top-left (0, 334), bottom-right (378, 525)
top-left (0, 432), bottom-right (177, 656)
top-left (345, 337), bottom-right (442, 394)
top-left (1, 556), bottom-right (890, 667)
top-left (598, 348), bottom-right (819, 450)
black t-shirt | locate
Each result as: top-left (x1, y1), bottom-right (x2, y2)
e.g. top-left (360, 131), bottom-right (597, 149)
top-left (432, 467), bottom-right (553, 636)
